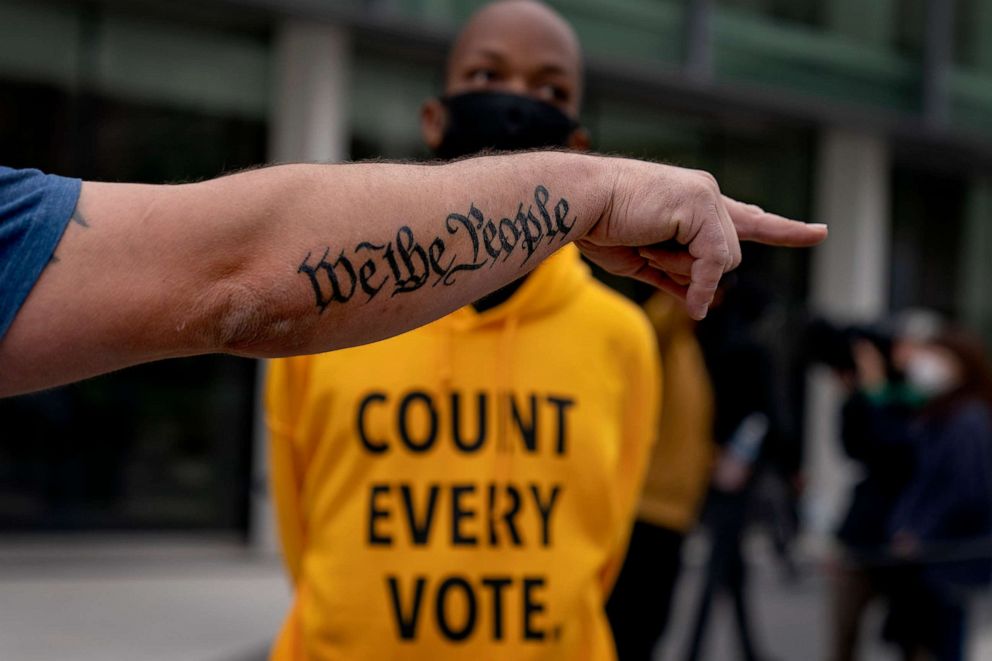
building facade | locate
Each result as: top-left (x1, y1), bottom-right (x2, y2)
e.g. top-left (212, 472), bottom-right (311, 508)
top-left (1, 0), bottom-right (991, 539)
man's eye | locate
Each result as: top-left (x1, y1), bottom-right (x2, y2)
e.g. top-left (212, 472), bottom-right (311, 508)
top-left (536, 84), bottom-right (569, 102)
top-left (469, 69), bottom-right (498, 84)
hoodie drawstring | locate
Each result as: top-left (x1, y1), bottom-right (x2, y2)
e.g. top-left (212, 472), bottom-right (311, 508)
top-left (496, 317), bottom-right (519, 492)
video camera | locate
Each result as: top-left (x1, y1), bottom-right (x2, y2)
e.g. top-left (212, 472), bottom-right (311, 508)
top-left (804, 318), bottom-right (896, 376)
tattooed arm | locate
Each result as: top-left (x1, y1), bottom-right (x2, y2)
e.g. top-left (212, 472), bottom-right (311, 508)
top-left (0, 151), bottom-right (824, 396)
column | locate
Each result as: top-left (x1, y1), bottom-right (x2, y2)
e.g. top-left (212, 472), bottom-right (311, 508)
top-left (251, 20), bottom-right (351, 554)
top-left (268, 20), bottom-right (350, 163)
top-left (958, 177), bottom-right (992, 339)
top-left (804, 128), bottom-right (890, 535)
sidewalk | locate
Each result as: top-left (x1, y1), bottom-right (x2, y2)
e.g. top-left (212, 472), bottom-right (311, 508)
top-left (0, 535), bottom-right (288, 661)
top-left (0, 535), bottom-right (987, 661)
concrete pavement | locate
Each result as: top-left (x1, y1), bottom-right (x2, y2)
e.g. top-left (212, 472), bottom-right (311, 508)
top-left (0, 534), bottom-right (987, 661)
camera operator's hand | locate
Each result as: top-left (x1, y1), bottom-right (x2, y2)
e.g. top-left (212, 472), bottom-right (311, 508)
top-left (852, 340), bottom-right (887, 391)
top-left (712, 450), bottom-right (753, 493)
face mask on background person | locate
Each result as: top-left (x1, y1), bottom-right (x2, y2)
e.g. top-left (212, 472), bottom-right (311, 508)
top-left (434, 91), bottom-right (579, 160)
top-left (904, 350), bottom-right (960, 398)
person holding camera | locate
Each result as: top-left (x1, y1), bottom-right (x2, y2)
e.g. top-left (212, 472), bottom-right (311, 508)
top-left (883, 329), bottom-right (992, 661)
top-left (828, 331), bottom-right (923, 661)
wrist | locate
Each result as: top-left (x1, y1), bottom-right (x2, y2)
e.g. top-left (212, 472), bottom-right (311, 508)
top-left (556, 152), bottom-right (618, 242)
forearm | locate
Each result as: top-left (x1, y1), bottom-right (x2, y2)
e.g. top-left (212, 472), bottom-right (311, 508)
top-left (0, 152), bottom-right (611, 395)
top-left (210, 152), bottom-right (612, 354)
top-left (1, 149), bottom-right (826, 396)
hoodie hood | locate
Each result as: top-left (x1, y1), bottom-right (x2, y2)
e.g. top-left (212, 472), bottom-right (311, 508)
top-left (429, 244), bottom-right (590, 434)
top-left (439, 244), bottom-right (589, 332)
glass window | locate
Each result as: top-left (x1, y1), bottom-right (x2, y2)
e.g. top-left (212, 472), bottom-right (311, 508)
top-left (714, 0), bottom-right (921, 113)
top-left (0, 4), bottom-right (269, 532)
top-left (889, 165), bottom-right (968, 317)
top-left (955, 0), bottom-right (992, 72)
top-left (718, 0), bottom-right (821, 28)
top-left (349, 44), bottom-right (441, 160)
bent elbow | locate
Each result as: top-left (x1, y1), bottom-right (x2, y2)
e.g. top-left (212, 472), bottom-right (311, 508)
top-left (202, 279), bottom-right (318, 357)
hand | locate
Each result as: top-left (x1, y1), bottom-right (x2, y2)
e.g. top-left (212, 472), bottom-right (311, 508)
top-left (852, 339), bottom-right (887, 390)
top-left (577, 159), bottom-right (827, 319)
top-left (891, 531), bottom-right (920, 558)
top-left (712, 450), bottom-right (752, 492)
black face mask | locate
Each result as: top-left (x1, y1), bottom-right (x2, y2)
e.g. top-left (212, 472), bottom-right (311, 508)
top-left (434, 91), bottom-right (578, 160)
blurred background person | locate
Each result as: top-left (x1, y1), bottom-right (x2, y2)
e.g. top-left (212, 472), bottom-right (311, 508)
top-left (820, 317), bottom-right (927, 661)
top-left (683, 276), bottom-right (783, 661)
top-left (607, 291), bottom-right (715, 661)
top-left (883, 328), bottom-right (992, 661)
top-left (265, 2), bottom-right (660, 658)
top-left (831, 332), bottom-right (920, 659)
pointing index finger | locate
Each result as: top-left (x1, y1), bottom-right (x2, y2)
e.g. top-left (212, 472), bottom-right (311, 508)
top-left (724, 196), bottom-right (828, 247)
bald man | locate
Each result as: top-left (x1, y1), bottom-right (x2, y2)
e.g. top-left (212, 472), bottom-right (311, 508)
top-left (263, 2), bottom-right (664, 659)
top-left (419, 0), bottom-right (589, 312)
top-left (421, 0), bottom-right (589, 155)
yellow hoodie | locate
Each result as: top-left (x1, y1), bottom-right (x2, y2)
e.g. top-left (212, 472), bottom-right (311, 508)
top-left (265, 245), bottom-right (659, 661)
top-left (635, 293), bottom-right (714, 533)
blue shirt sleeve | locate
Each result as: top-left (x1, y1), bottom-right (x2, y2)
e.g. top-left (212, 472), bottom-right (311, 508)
top-left (0, 166), bottom-right (82, 341)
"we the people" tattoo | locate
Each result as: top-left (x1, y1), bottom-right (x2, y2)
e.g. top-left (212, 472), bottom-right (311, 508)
top-left (298, 184), bottom-right (575, 313)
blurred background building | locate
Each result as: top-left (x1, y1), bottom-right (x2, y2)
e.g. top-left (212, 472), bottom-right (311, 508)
top-left (1, 0), bottom-right (991, 658)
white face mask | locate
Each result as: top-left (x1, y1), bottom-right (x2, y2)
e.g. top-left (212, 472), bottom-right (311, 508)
top-left (905, 351), bottom-right (959, 398)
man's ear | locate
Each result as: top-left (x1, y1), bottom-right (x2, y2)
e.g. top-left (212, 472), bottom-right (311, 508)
top-left (420, 98), bottom-right (446, 151)
top-left (567, 126), bottom-right (591, 151)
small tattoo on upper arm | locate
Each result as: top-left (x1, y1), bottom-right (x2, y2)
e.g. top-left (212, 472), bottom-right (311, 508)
top-left (47, 207), bottom-right (90, 267)
top-left (71, 208), bottom-right (90, 228)
top-left (297, 184), bottom-right (576, 314)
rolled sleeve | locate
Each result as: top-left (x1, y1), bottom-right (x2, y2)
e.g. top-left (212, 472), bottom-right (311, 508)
top-left (0, 166), bottom-right (82, 340)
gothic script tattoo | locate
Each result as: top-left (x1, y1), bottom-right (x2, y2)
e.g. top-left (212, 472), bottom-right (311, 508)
top-left (298, 184), bottom-right (576, 313)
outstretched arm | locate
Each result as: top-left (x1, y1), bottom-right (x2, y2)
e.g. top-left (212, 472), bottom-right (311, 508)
top-left (0, 152), bottom-right (825, 396)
